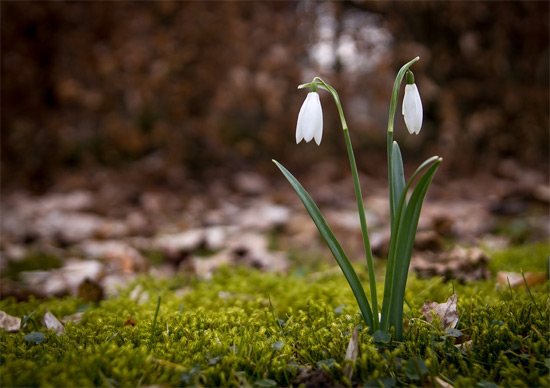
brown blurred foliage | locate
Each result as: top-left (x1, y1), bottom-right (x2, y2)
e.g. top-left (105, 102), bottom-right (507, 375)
top-left (358, 1), bottom-right (549, 174)
top-left (2, 1), bottom-right (548, 192)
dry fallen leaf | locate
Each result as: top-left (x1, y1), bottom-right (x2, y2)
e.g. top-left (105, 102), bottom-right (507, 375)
top-left (496, 271), bottom-right (547, 288)
top-left (61, 312), bottom-right (84, 324)
top-left (179, 232), bottom-right (288, 279)
top-left (411, 246), bottom-right (491, 281)
top-left (0, 310), bottom-right (21, 332)
top-left (434, 376), bottom-right (454, 388)
top-left (43, 311), bottom-right (65, 336)
top-left (124, 317), bottom-right (136, 326)
top-left (77, 278), bottom-right (104, 303)
top-left (421, 294), bottom-right (459, 330)
top-left (343, 326), bottom-right (359, 381)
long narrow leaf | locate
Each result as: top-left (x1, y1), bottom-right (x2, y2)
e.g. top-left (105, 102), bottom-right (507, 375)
top-left (407, 156), bottom-right (440, 186)
top-left (381, 157), bottom-right (441, 333)
top-left (379, 209), bottom-right (400, 331)
top-left (382, 144), bottom-right (406, 330)
top-left (389, 161), bottom-right (441, 340)
top-left (391, 141), bottom-right (405, 224)
top-left (273, 160), bottom-right (375, 331)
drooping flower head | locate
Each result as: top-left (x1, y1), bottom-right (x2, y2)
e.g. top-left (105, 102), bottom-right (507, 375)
top-left (296, 86), bottom-right (323, 145)
top-left (402, 71), bottom-right (423, 135)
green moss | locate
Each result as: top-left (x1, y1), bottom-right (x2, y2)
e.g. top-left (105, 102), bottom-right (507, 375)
top-left (2, 251), bottom-right (62, 281)
top-left (1, 245), bottom-right (549, 387)
top-left (489, 241), bottom-right (549, 273)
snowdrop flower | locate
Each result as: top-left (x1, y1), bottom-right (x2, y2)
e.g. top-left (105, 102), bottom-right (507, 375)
top-left (402, 71), bottom-right (423, 135)
top-left (296, 91), bottom-right (323, 145)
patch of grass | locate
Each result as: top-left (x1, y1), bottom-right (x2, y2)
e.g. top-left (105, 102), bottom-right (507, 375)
top-left (489, 241), bottom-right (549, 274)
top-left (1, 256), bottom-right (548, 387)
top-left (2, 251), bottom-right (62, 281)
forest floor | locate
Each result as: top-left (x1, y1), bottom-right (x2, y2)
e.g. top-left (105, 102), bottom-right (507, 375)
top-left (0, 162), bottom-right (548, 387)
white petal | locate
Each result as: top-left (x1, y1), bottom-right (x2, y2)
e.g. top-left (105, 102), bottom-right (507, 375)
top-left (314, 122), bottom-right (323, 145)
top-left (296, 122), bottom-right (304, 144)
top-left (311, 95), bottom-right (323, 145)
top-left (296, 96), bottom-right (307, 143)
top-left (402, 84), bottom-right (423, 135)
top-left (296, 92), bottom-right (323, 145)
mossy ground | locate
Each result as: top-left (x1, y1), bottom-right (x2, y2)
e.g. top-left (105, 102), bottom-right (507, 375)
top-left (1, 243), bottom-right (548, 387)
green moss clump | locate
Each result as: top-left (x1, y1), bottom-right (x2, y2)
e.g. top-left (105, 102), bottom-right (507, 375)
top-left (2, 251), bottom-right (62, 281)
top-left (489, 242), bottom-right (548, 273)
top-left (1, 244), bottom-right (549, 387)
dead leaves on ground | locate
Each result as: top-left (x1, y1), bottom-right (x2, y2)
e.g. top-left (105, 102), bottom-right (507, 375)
top-left (0, 310), bottom-right (21, 332)
top-left (496, 271), bottom-right (547, 288)
top-left (421, 294), bottom-right (459, 330)
top-left (412, 246), bottom-right (491, 282)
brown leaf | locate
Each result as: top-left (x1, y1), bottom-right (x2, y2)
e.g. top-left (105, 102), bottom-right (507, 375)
top-left (421, 294), bottom-right (459, 330)
top-left (496, 271), bottom-right (547, 288)
top-left (412, 246), bottom-right (491, 281)
top-left (0, 311), bottom-right (21, 332)
top-left (124, 317), bottom-right (136, 326)
top-left (343, 326), bottom-right (359, 381)
top-left (77, 278), bottom-right (104, 303)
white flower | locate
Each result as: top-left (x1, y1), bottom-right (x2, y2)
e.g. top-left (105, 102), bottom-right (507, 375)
top-left (296, 92), bottom-right (323, 145)
top-left (402, 84), bottom-right (423, 135)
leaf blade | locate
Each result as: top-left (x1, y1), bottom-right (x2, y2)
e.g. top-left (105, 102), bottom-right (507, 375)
top-left (273, 160), bottom-right (374, 331)
top-left (389, 161), bottom-right (441, 339)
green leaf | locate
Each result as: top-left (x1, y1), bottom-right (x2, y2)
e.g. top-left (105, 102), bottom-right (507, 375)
top-left (477, 381), bottom-right (499, 388)
top-left (272, 340), bottom-right (285, 351)
top-left (24, 332), bottom-right (45, 344)
top-left (391, 141), bottom-right (405, 220)
top-left (366, 377), bottom-right (397, 388)
top-left (208, 356), bottom-right (220, 366)
top-left (445, 328), bottom-right (463, 338)
top-left (254, 379), bottom-right (277, 387)
top-left (334, 305), bottom-right (347, 314)
top-left (317, 359), bottom-right (336, 369)
top-left (381, 157), bottom-right (441, 336)
top-left (405, 358), bottom-right (428, 381)
top-left (180, 365), bottom-right (201, 384)
top-left (21, 310), bottom-right (36, 329)
top-left (273, 159), bottom-right (374, 331)
top-left (373, 330), bottom-right (391, 345)
top-left (389, 161), bottom-right (441, 339)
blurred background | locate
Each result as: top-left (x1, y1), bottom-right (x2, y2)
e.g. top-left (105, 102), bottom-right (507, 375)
top-left (2, 1), bottom-right (548, 191)
top-left (1, 1), bottom-right (549, 299)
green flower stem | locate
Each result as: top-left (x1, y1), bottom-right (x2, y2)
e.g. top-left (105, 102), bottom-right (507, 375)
top-left (381, 57), bottom-right (420, 336)
top-left (387, 57), bottom-right (419, 135)
top-left (343, 128), bottom-right (379, 329)
top-left (387, 57), bottom-right (419, 227)
top-left (309, 77), bottom-right (378, 329)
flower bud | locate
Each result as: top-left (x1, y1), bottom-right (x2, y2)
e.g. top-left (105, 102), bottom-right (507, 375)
top-left (402, 73), bottom-right (423, 135)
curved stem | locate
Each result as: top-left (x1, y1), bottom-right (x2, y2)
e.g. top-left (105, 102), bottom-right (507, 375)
top-left (387, 57), bottom-right (419, 228)
top-left (312, 77), bottom-right (379, 329)
top-left (387, 57), bottom-right (419, 134)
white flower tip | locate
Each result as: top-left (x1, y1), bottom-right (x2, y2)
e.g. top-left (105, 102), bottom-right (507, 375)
top-left (402, 84), bottom-right (423, 135)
